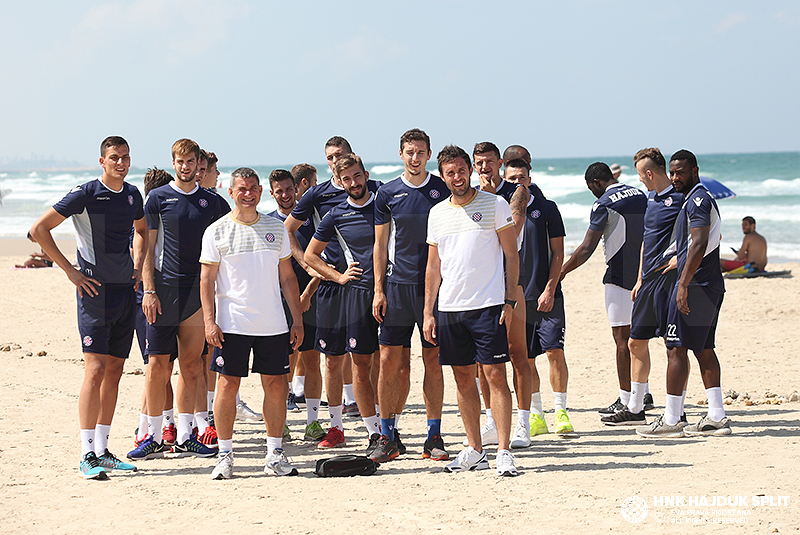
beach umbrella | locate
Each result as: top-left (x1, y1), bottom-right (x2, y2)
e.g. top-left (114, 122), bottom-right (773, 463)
top-left (700, 176), bottom-right (736, 200)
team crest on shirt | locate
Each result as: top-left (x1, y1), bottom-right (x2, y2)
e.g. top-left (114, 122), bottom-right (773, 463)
top-left (128, 195), bottom-right (134, 205)
top-left (216, 356), bottom-right (225, 367)
top-left (532, 210), bottom-right (541, 219)
top-left (265, 233), bottom-right (275, 242)
top-left (83, 336), bottom-right (93, 347)
top-left (349, 337), bottom-right (357, 348)
top-left (199, 198), bottom-right (208, 208)
top-left (430, 189), bottom-right (440, 199)
top-left (472, 212), bottom-right (483, 222)
top-left (302, 219), bottom-right (311, 226)
top-left (693, 197), bottom-right (703, 206)
top-left (664, 197), bottom-right (673, 207)
top-left (319, 339), bottom-right (327, 349)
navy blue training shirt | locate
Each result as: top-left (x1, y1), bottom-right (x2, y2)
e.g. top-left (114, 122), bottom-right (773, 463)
top-left (519, 194), bottom-right (566, 302)
top-left (641, 186), bottom-right (683, 281)
top-left (675, 182), bottom-right (725, 293)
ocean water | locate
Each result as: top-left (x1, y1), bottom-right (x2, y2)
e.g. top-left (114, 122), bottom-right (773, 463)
top-left (2, 151), bottom-right (798, 262)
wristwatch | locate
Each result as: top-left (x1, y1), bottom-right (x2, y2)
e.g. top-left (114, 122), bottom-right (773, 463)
top-left (504, 299), bottom-right (517, 309)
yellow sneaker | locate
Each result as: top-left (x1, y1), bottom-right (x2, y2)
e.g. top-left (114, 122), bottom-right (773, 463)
top-left (554, 409), bottom-right (574, 434)
top-left (529, 413), bottom-right (550, 436)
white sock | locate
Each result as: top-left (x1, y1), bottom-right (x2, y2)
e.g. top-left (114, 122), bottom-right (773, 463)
top-left (137, 413), bottom-right (148, 440)
top-left (343, 384), bottom-right (356, 405)
top-left (81, 428), bottom-right (95, 456)
top-left (664, 394), bottom-right (683, 426)
top-left (330, 405), bottom-right (343, 430)
top-left (207, 391), bottom-right (215, 411)
top-left (375, 404), bottom-right (380, 417)
top-left (218, 439), bottom-right (233, 453)
top-left (307, 398), bottom-right (321, 425)
top-left (620, 389), bottom-right (631, 407)
top-left (475, 376), bottom-right (481, 395)
top-left (394, 412), bottom-right (403, 430)
top-left (266, 436), bottom-right (282, 452)
top-left (553, 391), bottom-right (567, 412)
top-left (195, 411), bottom-right (210, 435)
top-left (235, 392), bottom-right (241, 404)
top-left (94, 424), bottom-right (111, 455)
top-left (177, 413), bottom-right (193, 444)
top-left (706, 387), bottom-right (726, 420)
top-left (518, 409), bottom-right (531, 427)
top-left (645, 383), bottom-right (651, 394)
top-left (364, 415), bottom-right (381, 437)
top-left (629, 382), bottom-right (647, 413)
top-left (485, 408), bottom-right (495, 427)
top-left (293, 376), bottom-right (305, 397)
top-left (148, 415), bottom-right (164, 443)
top-left (531, 392), bottom-right (543, 417)
top-left (163, 409), bottom-right (174, 427)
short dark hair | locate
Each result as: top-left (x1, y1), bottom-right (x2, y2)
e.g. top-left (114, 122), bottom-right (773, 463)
top-left (400, 128), bottom-right (430, 152)
top-left (291, 163), bottom-right (317, 185)
top-left (633, 147), bottom-right (666, 173)
top-left (334, 154), bottom-right (366, 179)
top-left (269, 169), bottom-right (294, 189)
top-left (100, 136), bottom-right (129, 157)
top-left (585, 162), bottom-right (613, 183)
top-left (325, 136), bottom-right (352, 154)
top-left (505, 158), bottom-right (531, 172)
top-left (143, 167), bottom-right (174, 195)
top-left (205, 151), bottom-right (218, 166)
top-left (198, 149), bottom-right (209, 163)
top-left (670, 149), bottom-right (697, 168)
top-left (473, 141), bottom-right (501, 159)
top-left (437, 145), bottom-right (471, 175)
top-left (743, 216), bottom-right (756, 225)
top-left (230, 167), bottom-right (260, 187)
top-left (503, 145), bottom-right (531, 165)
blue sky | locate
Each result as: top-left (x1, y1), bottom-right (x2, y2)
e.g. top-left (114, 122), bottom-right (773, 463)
top-left (1, 1), bottom-right (799, 168)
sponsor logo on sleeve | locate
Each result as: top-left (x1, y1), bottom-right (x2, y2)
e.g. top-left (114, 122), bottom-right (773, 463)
top-left (693, 197), bottom-right (703, 206)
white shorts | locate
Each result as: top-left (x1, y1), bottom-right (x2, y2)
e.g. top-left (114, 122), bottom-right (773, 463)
top-left (605, 283), bottom-right (632, 327)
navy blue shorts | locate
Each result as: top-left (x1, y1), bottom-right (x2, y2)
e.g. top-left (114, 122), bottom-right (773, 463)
top-left (315, 281), bottom-right (347, 355)
top-left (525, 297), bottom-right (566, 357)
top-left (135, 285), bottom-right (178, 364)
top-left (145, 284), bottom-right (202, 356)
top-left (344, 286), bottom-right (379, 355)
top-left (378, 282), bottom-right (436, 349)
top-left (630, 270), bottom-right (677, 341)
top-left (282, 295), bottom-right (317, 352)
top-left (665, 284), bottom-right (724, 353)
top-left (437, 305), bottom-right (510, 366)
top-left (210, 332), bottom-right (291, 377)
top-left (77, 284), bottom-right (136, 358)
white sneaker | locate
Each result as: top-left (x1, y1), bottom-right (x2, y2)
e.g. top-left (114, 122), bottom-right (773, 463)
top-left (510, 421), bottom-right (532, 449)
top-left (264, 448), bottom-right (298, 476)
top-left (444, 446), bottom-right (489, 473)
top-left (211, 451), bottom-right (234, 480)
top-left (462, 422), bottom-right (499, 447)
top-left (496, 449), bottom-right (518, 477)
top-left (236, 401), bottom-right (263, 422)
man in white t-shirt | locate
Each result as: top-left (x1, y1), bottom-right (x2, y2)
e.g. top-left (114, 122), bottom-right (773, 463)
top-left (200, 167), bottom-right (304, 480)
top-left (423, 145), bottom-right (519, 477)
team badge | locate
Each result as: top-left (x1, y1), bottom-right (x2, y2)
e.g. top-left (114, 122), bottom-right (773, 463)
top-left (664, 197), bottom-right (673, 207)
top-left (319, 339), bottom-right (326, 349)
top-left (215, 356), bottom-right (225, 367)
top-left (472, 212), bottom-right (482, 222)
top-left (532, 210), bottom-right (541, 218)
top-left (302, 219), bottom-right (311, 226)
top-left (265, 233), bottom-right (275, 242)
top-left (693, 197), bottom-right (703, 206)
top-left (429, 189), bottom-right (440, 199)
top-left (83, 336), bottom-right (93, 346)
top-left (199, 198), bottom-right (208, 208)
top-left (128, 195), bottom-right (134, 205)
top-left (349, 337), bottom-right (357, 348)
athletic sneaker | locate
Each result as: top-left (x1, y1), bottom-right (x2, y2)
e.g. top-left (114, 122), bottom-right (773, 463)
top-left (394, 429), bottom-right (407, 455)
top-left (162, 424), bottom-right (177, 446)
top-left (79, 452), bottom-right (108, 480)
top-left (369, 435), bottom-right (399, 463)
top-left (97, 449), bottom-right (137, 472)
top-left (643, 393), bottom-right (655, 411)
top-left (127, 435), bottom-right (166, 460)
top-left (635, 414), bottom-right (685, 438)
top-left (304, 420), bottom-right (326, 441)
top-left (554, 409), bottom-right (574, 434)
top-left (198, 426), bottom-right (218, 449)
top-left (680, 412), bottom-right (688, 426)
top-left (529, 413), bottom-right (550, 436)
top-left (317, 427), bottom-right (346, 449)
top-left (444, 446), bottom-right (489, 473)
top-left (601, 408), bottom-right (646, 426)
top-left (495, 449), bottom-right (518, 477)
top-left (211, 451), bottom-right (234, 480)
top-left (208, 410), bottom-right (215, 428)
top-left (133, 428), bottom-right (145, 447)
top-left (265, 448), bottom-right (298, 476)
top-left (293, 394), bottom-right (306, 406)
top-left (422, 435), bottom-right (449, 461)
top-left (598, 397), bottom-right (625, 415)
top-left (366, 433), bottom-right (381, 456)
top-left (172, 436), bottom-right (218, 457)
top-left (684, 415), bottom-right (732, 436)
top-left (283, 424), bottom-right (291, 439)
top-left (236, 400), bottom-right (263, 422)
top-left (463, 422), bottom-right (499, 447)
top-left (343, 402), bottom-right (360, 417)
top-left (287, 393), bottom-right (300, 413)
top-left (510, 421), bottom-right (532, 448)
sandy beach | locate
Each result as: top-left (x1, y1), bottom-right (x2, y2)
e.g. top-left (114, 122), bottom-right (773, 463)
top-left (1, 239), bottom-right (797, 534)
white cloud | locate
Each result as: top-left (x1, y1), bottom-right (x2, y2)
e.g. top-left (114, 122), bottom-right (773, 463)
top-left (299, 27), bottom-right (406, 75)
top-left (713, 12), bottom-right (750, 34)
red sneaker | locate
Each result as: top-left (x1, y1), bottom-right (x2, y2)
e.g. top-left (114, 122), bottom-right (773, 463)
top-left (198, 426), bottom-right (219, 449)
top-left (317, 427), bottom-right (346, 449)
top-left (162, 424), bottom-right (177, 446)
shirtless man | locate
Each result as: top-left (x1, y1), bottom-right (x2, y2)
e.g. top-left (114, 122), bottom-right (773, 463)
top-left (721, 216), bottom-right (768, 272)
